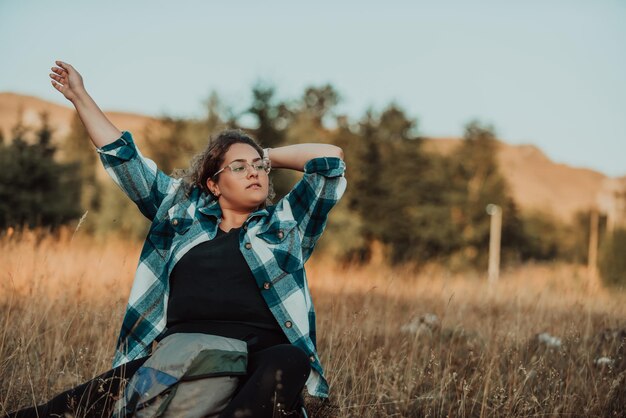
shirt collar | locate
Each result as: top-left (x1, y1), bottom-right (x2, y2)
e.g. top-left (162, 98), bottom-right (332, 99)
top-left (197, 197), bottom-right (222, 218)
top-left (197, 194), bottom-right (269, 222)
top-left (248, 207), bottom-right (269, 220)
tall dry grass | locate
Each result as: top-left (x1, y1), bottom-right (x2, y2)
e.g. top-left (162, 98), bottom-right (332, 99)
top-left (1, 229), bottom-right (625, 417)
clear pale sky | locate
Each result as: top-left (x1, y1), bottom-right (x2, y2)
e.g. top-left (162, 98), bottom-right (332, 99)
top-left (1, 0), bottom-right (624, 176)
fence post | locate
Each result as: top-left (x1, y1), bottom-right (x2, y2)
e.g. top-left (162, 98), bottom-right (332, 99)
top-left (587, 208), bottom-right (599, 290)
top-left (486, 204), bottom-right (502, 284)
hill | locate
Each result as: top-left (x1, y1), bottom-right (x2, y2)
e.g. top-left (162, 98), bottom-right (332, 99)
top-left (0, 92), bottom-right (156, 148)
top-left (0, 92), bottom-right (609, 222)
top-left (423, 138), bottom-right (607, 221)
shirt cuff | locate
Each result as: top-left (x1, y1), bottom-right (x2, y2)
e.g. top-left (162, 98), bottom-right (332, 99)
top-left (303, 157), bottom-right (346, 177)
top-left (96, 131), bottom-right (137, 161)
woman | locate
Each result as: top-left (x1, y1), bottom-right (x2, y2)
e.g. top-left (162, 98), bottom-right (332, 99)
top-left (9, 61), bottom-right (345, 417)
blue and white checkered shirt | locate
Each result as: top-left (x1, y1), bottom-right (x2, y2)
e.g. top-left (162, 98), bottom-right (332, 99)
top-left (97, 131), bottom-right (346, 398)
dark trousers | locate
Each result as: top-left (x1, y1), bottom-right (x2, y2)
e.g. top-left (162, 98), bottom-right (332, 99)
top-left (7, 356), bottom-right (149, 417)
top-left (219, 344), bottom-right (311, 417)
top-left (8, 344), bottom-right (311, 418)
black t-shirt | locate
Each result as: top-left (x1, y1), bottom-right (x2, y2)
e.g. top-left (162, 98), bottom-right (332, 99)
top-left (163, 227), bottom-right (289, 352)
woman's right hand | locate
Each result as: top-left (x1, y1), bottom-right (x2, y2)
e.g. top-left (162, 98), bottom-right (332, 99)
top-left (50, 60), bottom-right (86, 102)
top-left (48, 60), bottom-right (122, 148)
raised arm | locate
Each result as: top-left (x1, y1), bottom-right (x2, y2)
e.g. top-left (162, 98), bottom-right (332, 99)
top-left (270, 144), bottom-right (346, 262)
top-left (266, 143), bottom-right (343, 171)
top-left (50, 61), bottom-right (177, 221)
top-left (49, 60), bottom-right (121, 148)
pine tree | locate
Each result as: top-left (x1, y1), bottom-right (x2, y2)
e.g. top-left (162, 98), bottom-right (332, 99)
top-left (247, 83), bottom-right (290, 149)
top-left (301, 85), bottom-right (340, 129)
top-left (63, 112), bottom-right (101, 214)
top-left (143, 116), bottom-right (194, 175)
top-left (0, 113), bottom-right (81, 230)
top-left (447, 121), bottom-right (523, 267)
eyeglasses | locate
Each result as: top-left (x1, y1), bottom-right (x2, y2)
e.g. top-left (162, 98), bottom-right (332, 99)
top-left (212, 159), bottom-right (271, 179)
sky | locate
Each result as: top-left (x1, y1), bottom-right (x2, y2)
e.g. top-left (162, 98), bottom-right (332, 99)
top-left (1, 0), bottom-right (624, 176)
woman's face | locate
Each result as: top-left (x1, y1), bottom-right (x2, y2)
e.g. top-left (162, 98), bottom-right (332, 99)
top-left (206, 143), bottom-right (269, 212)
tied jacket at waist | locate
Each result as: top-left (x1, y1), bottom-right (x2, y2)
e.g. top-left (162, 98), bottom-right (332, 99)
top-left (97, 131), bottom-right (347, 398)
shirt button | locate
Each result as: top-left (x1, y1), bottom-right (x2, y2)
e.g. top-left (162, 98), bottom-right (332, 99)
top-left (244, 242), bottom-right (252, 250)
top-left (309, 355), bottom-right (315, 363)
top-left (263, 282), bottom-right (271, 290)
top-left (277, 230), bottom-right (284, 239)
top-left (172, 219), bottom-right (178, 226)
top-left (243, 224), bottom-right (248, 231)
top-left (285, 321), bottom-right (292, 328)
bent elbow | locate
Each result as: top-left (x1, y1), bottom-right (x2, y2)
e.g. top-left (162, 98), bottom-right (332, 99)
top-left (331, 145), bottom-right (344, 160)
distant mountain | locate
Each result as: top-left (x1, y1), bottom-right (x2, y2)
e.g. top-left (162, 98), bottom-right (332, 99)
top-left (0, 92), bottom-right (156, 148)
top-left (0, 92), bottom-right (610, 222)
top-left (422, 138), bottom-right (607, 222)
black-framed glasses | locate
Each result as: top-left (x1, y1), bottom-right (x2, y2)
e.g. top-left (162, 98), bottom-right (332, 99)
top-left (212, 159), bottom-right (271, 179)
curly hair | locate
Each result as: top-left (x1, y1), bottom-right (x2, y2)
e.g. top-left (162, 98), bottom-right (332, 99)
top-left (174, 129), bottom-right (275, 207)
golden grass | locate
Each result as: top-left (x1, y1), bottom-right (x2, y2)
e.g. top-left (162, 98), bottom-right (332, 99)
top-left (1, 229), bottom-right (625, 417)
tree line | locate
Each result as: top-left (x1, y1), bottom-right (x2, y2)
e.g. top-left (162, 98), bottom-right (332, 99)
top-left (0, 84), bottom-right (621, 281)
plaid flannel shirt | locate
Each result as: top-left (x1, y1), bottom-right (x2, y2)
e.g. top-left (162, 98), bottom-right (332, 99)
top-left (97, 131), bottom-right (346, 398)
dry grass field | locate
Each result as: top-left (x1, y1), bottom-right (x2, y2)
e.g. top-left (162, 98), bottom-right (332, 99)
top-left (1, 229), bottom-right (625, 417)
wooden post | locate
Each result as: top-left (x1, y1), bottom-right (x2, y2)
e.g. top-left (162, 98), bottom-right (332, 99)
top-left (587, 209), bottom-right (599, 290)
top-left (606, 191), bottom-right (616, 233)
top-left (486, 204), bottom-right (502, 284)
